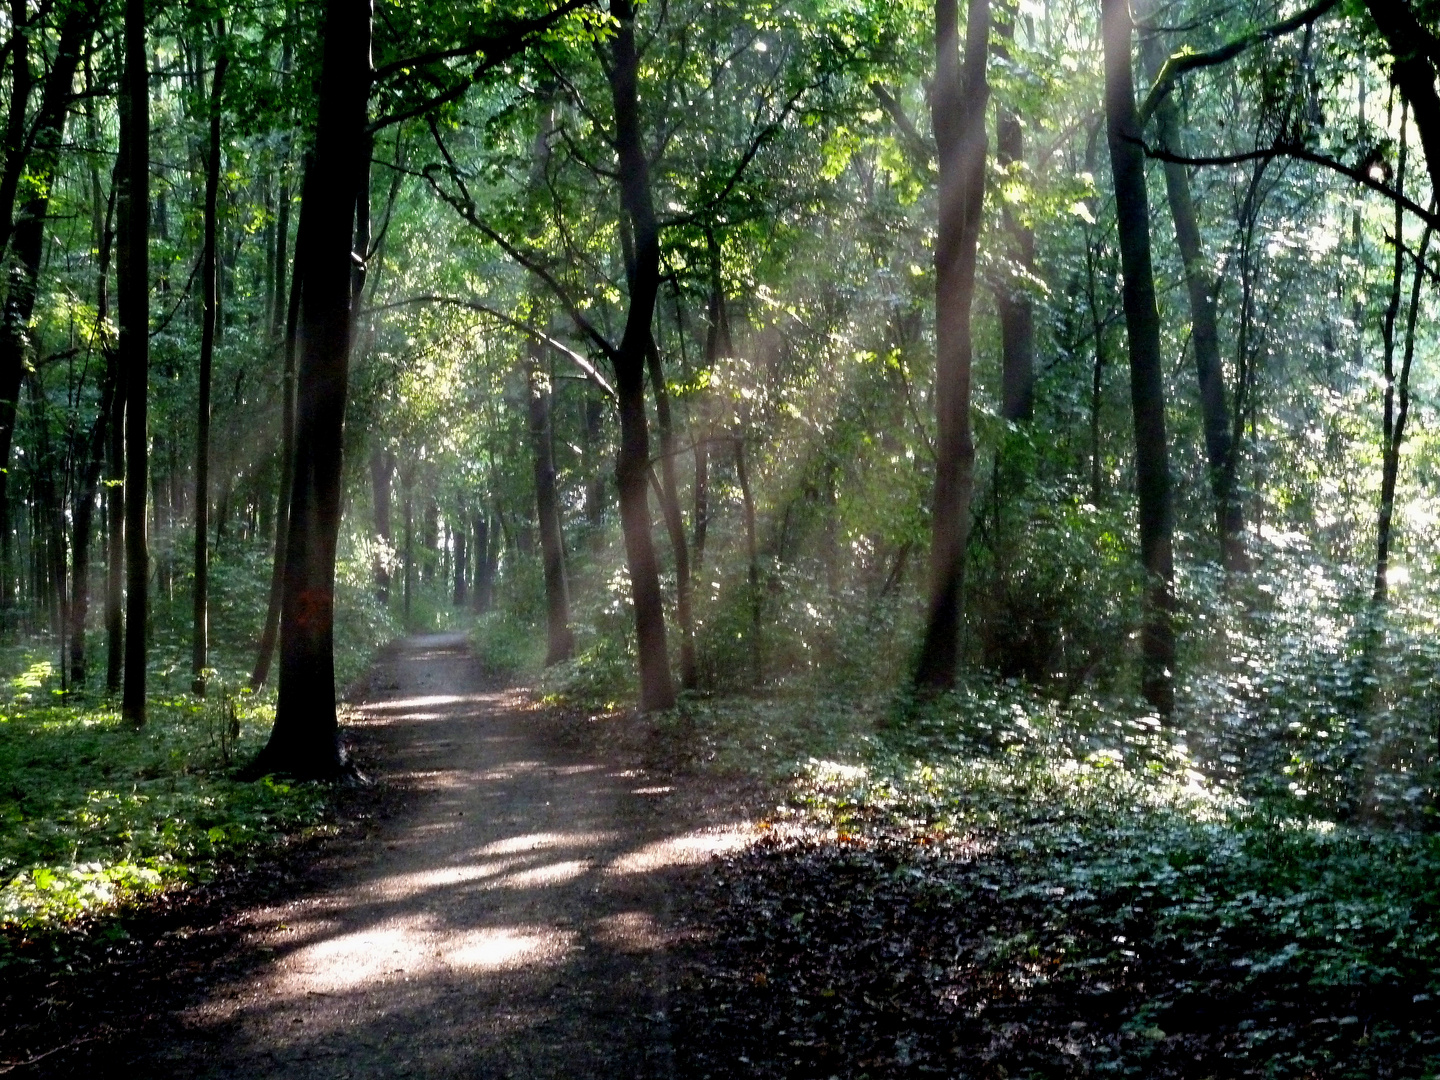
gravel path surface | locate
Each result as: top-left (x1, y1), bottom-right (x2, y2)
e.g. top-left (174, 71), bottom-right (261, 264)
top-left (131, 634), bottom-right (745, 1079)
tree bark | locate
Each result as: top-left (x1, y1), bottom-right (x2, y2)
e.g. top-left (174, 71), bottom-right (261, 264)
top-left (192, 20), bottom-right (228, 696)
top-left (735, 433), bottom-right (762, 684)
top-left (915, 0), bottom-right (990, 690)
top-left (453, 516), bottom-right (467, 606)
top-left (609, 0), bottom-right (675, 711)
top-left (695, 229), bottom-right (731, 574)
top-left (120, 0), bottom-right (150, 726)
top-left (472, 512), bottom-right (492, 613)
top-left (0, 2), bottom-right (94, 614)
top-left (249, 172), bottom-right (306, 691)
top-left (1139, 23), bottom-right (1245, 571)
top-left (106, 353), bottom-right (126, 694)
top-left (1103, 0), bottom-right (1175, 715)
top-left (245, 0), bottom-right (371, 779)
top-left (646, 337), bottom-right (696, 688)
top-left (994, 5), bottom-right (1035, 423)
top-left (528, 342), bottom-right (573, 664)
top-left (370, 444), bottom-right (391, 601)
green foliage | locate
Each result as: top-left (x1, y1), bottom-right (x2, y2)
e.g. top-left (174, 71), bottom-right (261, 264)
top-left (0, 657), bottom-right (330, 940)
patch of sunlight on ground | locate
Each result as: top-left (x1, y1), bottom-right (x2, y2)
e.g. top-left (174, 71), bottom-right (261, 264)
top-left (606, 825), bottom-right (752, 875)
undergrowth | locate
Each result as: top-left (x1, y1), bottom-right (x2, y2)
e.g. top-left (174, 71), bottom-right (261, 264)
top-left (0, 656), bottom-right (333, 949)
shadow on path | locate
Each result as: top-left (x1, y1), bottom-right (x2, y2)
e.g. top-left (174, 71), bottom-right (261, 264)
top-left (129, 634), bottom-right (746, 1079)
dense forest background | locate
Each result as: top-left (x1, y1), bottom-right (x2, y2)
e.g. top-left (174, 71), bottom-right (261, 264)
top-left (6, 0), bottom-right (1440, 1070)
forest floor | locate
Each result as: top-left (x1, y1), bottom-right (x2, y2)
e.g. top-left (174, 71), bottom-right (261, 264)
top-left (7, 637), bottom-right (1439, 1078)
top-left (1, 633), bottom-right (749, 1078)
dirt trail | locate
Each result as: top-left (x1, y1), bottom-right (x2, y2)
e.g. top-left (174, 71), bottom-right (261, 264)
top-left (135, 634), bottom-right (745, 1079)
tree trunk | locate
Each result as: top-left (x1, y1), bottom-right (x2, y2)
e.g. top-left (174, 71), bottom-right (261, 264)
top-left (1139, 23), bottom-right (1244, 571)
top-left (192, 21), bottom-right (228, 696)
top-left (582, 391), bottom-right (606, 544)
top-left (0, 0), bottom-right (34, 266)
top-left (1375, 149), bottom-right (1432, 604)
top-left (471, 513), bottom-right (491, 613)
top-left (403, 475), bottom-right (414, 623)
top-left (249, 172), bottom-right (306, 691)
top-left (528, 342), bottom-right (574, 664)
top-left (609, 0), bottom-right (675, 711)
top-left (994, 4), bottom-right (1035, 423)
top-left (735, 433), bottom-right (762, 684)
top-left (120, 0), bottom-right (150, 727)
top-left (370, 444), bottom-right (391, 601)
top-left (0, 3), bottom-right (93, 615)
top-left (70, 356), bottom-right (119, 686)
top-left (915, 0), bottom-right (990, 690)
top-left (1103, 0), bottom-right (1175, 715)
top-left (245, 0), bottom-right (371, 780)
top-left (695, 229), bottom-right (731, 574)
top-left (453, 518), bottom-right (467, 606)
top-left (646, 338), bottom-right (696, 688)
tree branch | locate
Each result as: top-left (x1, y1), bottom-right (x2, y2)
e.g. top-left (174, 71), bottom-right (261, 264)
top-left (1137, 0), bottom-right (1340, 128)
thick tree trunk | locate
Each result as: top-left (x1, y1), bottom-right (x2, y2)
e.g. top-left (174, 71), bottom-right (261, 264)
top-left (1375, 166), bottom-right (1432, 604)
top-left (249, 180), bottom-right (306, 691)
top-left (472, 513), bottom-right (492, 613)
top-left (0, 3), bottom-right (93, 614)
top-left (646, 338), bottom-right (696, 689)
top-left (0, 0), bottom-right (34, 265)
top-left (528, 343), bottom-right (573, 664)
top-left (246, 0), bottom-right (371, 779)
top-left (915, 0), bottom-right (989, 690)
top-left (994, 5), bottom-right (1035, 423)
top-left (694, 229), bottom-right (731, 574)
top-left (370, 444), bottom-right (391, 601)
top-left (192, 23), bottom-right (228, 696)
top-left (1103, 0), bottom-right (1175, 715)
top-left (120, 0), bottom-right (150, 726)
top-left (70, 358), bottom-right (119, 685)
top-left (609, 0), bottom-right (675, 711)
top-left (403, 476), bottom-right (414, 623)
top-left (735, 433), bottom-right (762, 684)
top-left (106, 363), bottom-right (126, 693)
top-left (1139, 26), bottom-right (1244, 571)
top-left (582, 391), bottom-right (606, 543)
top-left (453, 520), bottom-right (467, 606)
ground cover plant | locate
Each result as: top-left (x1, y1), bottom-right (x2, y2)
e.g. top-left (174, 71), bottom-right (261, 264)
top-left (0, 656), bottom-right (328, 943)
top-left (668, 690), bottom-right (1440, 1079)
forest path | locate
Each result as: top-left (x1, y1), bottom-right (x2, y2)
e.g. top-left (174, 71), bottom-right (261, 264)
top-left (142, 633), bottom-right (745, 1079)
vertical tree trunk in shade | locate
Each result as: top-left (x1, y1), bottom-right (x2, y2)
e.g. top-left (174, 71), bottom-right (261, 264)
top-left (994, 4), bottom-right (1035, 423)
top-left (245, 0), bottom-right (371, 780)
top-left (120, 0), bottom-right (150, 727)
top-left (694, 229), bottom-right (730, 575)
top-left (106, 363), bottom-right (126, 692)
top-left (403, 477), bottom-right (414, 623)
top-left (453, 522), bottom-right (467, 606)
top-left (0, 0), bottom-right (35, 268)
top-left (1102, 0), bottom-right (1175, 715)
top-left (0, 3), bottom-right (93, 612)
top-left (528, 342), bottom-right (574, 664)
top-left (735, 432), bottom-right (762, 684)
top-left (192, 21), bottom-right (228, 697)
top-left (582, 392), bottom-right (606, 544)
top-left (914, 0), bottom-right (990, 691)
top-left (370, 445), bottom-right (391, 601)
top-left (1375, 135), bottom-right (1431, 604)
top-left (609, 0), bottom-right (675, 711)
top-left (472, 513), bottom-right (491, 612)
top-left (646, 337), bottom-right (696, 688)
top-left (1138, 25), bottom-right (1244, 571)
top-left (249, 176), bottom-right (306, 691)
top-left (422, 499), bottom-right (437, 583)
top-left (71, 359), bottom-right (119, 685)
